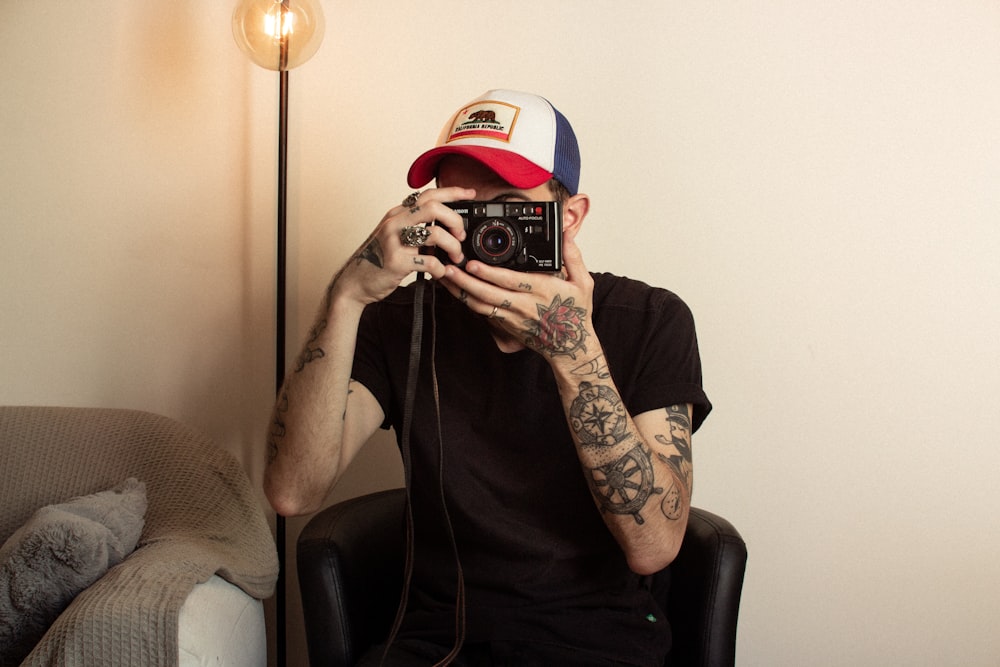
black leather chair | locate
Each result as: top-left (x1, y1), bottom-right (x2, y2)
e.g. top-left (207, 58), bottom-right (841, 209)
top-left (297, 488), bottom-right (747, 667)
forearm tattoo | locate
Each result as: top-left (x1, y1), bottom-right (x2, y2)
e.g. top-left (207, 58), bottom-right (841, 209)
top-left (570, 381), bottom-right (629, 448)
top-left (522, 294), bottom-right (589, 358)
top-left (570, 379), bottom-right (664, 525)
top-left (293, 269), bottom-right (345, 374)
top-left (268, 242), bottom-right (376, 467)
top-left (589, 443), bottom-right (663, 525)
top-left (654, 405), bottom-right (694, 520)
top-left (570, 354), bottom-right (611, 379)
top-left (295, 318), bottom-right (327, 372)
top-left (344, 381), bottom-right (354, 420)
top-left (267, 390), bottom-right (289, 465)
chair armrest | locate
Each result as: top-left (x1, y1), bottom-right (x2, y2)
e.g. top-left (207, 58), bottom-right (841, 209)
top-left (296, 489), bottom-right (407, 667)
top-left (665, 507), bottom-right (748, 667)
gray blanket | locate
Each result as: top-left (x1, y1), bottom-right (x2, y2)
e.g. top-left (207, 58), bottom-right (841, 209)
top-left (0, 406), bottom-right (279, 666)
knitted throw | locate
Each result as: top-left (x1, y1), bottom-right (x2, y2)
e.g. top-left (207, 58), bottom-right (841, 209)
top-left (0, 406), bottom-right (279, 667)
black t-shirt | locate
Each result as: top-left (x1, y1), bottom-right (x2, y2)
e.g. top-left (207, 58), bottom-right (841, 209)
top-left (352, 272), bottom-right (711, 666)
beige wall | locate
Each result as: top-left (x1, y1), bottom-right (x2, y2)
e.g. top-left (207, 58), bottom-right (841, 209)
top-left (4, 2), bottom-right (999, 665)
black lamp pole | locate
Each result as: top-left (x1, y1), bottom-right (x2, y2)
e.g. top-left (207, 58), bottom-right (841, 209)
top-left (276, 78), bottom-right (289, 394)
top-left (274, 11), bottom-right (290, 665)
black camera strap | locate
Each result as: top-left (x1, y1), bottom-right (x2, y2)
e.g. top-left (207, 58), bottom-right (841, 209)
top-left (381, 274), bottom-right (466, 667)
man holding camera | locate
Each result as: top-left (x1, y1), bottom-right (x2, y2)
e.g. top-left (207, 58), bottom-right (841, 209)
top-left (265, 89), bottom-right (711, 666)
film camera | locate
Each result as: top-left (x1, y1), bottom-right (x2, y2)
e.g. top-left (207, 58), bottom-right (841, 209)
top-left (439, 201), bottom-right (562, 272)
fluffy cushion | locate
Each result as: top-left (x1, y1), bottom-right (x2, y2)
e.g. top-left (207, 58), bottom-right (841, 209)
top-left (0, 478), bottom-right (147, 666)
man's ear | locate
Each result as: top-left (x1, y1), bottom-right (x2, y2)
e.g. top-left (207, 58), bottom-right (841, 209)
top-left (562, 193), bottom-right (590, 241)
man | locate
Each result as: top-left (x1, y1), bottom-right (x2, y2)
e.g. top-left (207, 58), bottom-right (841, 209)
top-left (265, 89), bottom-right (711, 666)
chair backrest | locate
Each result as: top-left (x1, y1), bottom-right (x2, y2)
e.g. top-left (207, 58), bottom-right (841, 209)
top-left (661, 507), bottom-right (748, 666)
top-left (297, 488), bottom-right (746, 667)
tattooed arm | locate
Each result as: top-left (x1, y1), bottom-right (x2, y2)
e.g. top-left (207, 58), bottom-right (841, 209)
top-left (264, 188), bottom-right (473, 516)
top-left (554, 348), bottom-right (695, 574)
top-left (440, 224), bottom-right (694, 574)
top-left (263, 252), bottom-right (386, 517)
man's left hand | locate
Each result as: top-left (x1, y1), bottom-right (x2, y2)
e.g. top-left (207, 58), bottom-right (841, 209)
top-left (438, 234), bottom-right (595, 361)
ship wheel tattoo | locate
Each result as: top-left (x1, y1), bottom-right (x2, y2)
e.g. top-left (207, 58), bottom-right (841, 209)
top-left (589, 445), bottom-right (663, 525)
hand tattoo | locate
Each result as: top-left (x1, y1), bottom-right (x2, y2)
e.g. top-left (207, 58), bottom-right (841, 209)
top-left (355, 237), bottom-right (383, 268)
top-left (522, 295), bottom-right (589, 358)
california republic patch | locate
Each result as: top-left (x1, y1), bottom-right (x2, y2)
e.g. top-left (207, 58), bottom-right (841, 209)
top-left (445, 100), bottom-right (520, 144)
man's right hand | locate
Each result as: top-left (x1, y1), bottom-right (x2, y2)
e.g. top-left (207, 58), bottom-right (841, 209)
top-left (334, 187), bottom-right (476, 307)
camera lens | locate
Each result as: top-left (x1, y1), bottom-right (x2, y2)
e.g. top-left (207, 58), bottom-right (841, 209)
top-left (472, 220), bottom-right (518, 265)
top-left (482, 228), bottom-right (511, 254)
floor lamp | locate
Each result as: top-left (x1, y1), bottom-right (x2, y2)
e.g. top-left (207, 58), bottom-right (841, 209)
top-left (232, 2), bottom-right (325, 666)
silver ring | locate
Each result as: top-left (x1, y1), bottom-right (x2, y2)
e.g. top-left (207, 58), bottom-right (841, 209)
top-left (400, 225), bottom-right (431, 247)
top-left (402, 191), bottom-right (421, 207)
top-left (487, 305), bottom-right (499, 319)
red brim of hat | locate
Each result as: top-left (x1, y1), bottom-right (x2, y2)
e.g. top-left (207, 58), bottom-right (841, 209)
top-left (407, 145), bottom-right (553, 190)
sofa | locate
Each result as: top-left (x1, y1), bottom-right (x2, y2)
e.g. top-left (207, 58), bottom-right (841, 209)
top-left (0, 406), bottom-right (279, 666)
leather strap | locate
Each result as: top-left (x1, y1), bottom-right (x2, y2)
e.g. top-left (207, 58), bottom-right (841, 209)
top-left (381, 277), bottom-right (466, 666)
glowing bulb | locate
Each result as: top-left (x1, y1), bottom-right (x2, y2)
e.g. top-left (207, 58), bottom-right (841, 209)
top-left (233, 0), bottom-right (325, 71)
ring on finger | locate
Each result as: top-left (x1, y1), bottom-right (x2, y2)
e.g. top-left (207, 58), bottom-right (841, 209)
top-left (400, 225), bottom-right (431, 247)
top-left (487, 305), bottom-right (500, 319)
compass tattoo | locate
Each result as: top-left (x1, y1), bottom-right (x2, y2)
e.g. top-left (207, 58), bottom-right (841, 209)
top-left (570, 382), bottom-right (629, 448)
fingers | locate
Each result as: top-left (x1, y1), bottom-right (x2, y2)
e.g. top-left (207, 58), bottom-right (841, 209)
top-left (457, 232), bottom-right (589, 289)
top-left (463, 261), bottom-right (535, 293)
top-left (373, 187), bottom-right (475, 278)
top-left (440, 262), bottom-right (532, 322)
top-left (392, 187), bottom-right (474, 240)
top-left (442, 240), bottom-right (593, 322)
top-left (438, 269), bottom-right (505, 319)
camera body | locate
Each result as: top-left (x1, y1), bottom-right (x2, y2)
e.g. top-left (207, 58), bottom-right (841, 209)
top-left (442, 201), bottom-right (562, 272)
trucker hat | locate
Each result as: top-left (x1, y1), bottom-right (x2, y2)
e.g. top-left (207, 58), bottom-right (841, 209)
top-left (407, 89), bottom-right (581, 195)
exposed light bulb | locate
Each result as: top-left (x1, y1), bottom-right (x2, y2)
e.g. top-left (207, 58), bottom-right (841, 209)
top-left (233, 0), bottom-right (325, 71)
